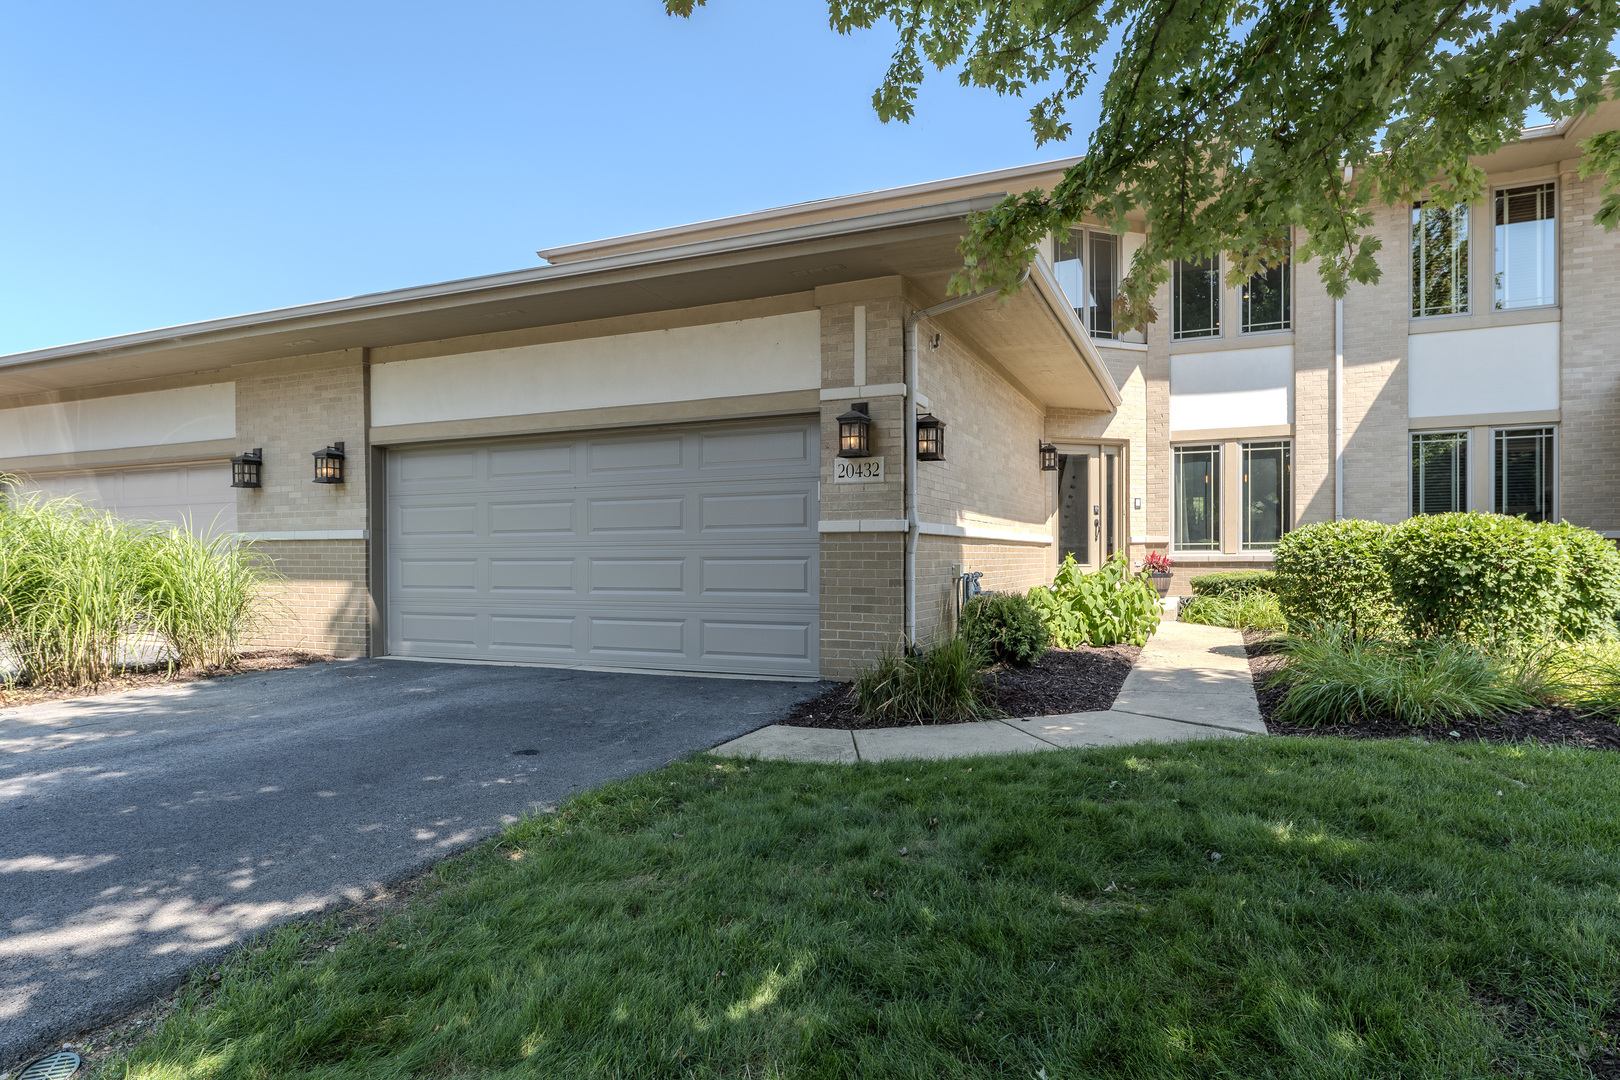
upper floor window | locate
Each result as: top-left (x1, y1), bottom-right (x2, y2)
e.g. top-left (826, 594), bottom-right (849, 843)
top-left (1054, 229), bottom-right (1120, 339)
top-left (1412, 202), bottom-right (1469, 317)
top-left (1494, 183), bottom-right (1556, 309)
top-left (1241, 242), bottom-right (1291, 334)
top-left (1172, 256), bottom-right (1220, 340)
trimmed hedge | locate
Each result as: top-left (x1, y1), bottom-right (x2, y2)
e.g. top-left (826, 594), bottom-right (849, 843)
top-left (1271, 519), bottom-right (1399, 638)
top-left (960, 591), bottom-right (1049, 665)
top-left (1272, 513), bottom-right (1620, 646)
top-left (1189, 570), bottom-right (1277, 597)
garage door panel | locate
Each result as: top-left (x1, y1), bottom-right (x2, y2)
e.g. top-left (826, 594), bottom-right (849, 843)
top-left (701, 556), bottom-right (811, 597)
top-left (488, 444), bottom-right (573, 479)
top-left (701, 427), bottom-right (812, 469)
top-left (489, 500), bottom-right (575, 536)
top-left (701, 619), bottom-right (814, 662)
top-left (587, 435), bottom-right (684, 474)
top-left (397, 502), bottom-right (479, 538)
top-left (395, 447), bottom-right (477, 484)
top-left (490, 559), bottom-right (576, 594)
top-left (699, 491), bottom-right (812, 532)
top-left (387, 419), bottom-right (817, 676)
top-left (587, 496), bottom-right (685, 534)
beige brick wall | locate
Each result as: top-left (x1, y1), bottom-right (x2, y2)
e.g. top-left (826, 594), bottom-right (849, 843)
top-left (1293, 256), bottom-right (1336, 526)
top-left (1339, 204), bottom-right (1411, 523)
top-left (1559, 169), bottom-right (1620, 533)
top-left (235, 350), bottom-right (372, 656)
top-left (248, 538), bottom-right (370, 656)
top-left (819, 532), bottom-right (904, 680)
top-left (915, 535), bottom-right (1052, 642)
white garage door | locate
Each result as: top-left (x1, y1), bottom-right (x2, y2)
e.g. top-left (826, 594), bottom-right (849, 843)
top-left (14, 461), bottom-right (237, 535)
top-left (386, 419), bottom-right (820, 677)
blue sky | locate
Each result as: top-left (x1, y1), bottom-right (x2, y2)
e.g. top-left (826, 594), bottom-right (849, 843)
top-left (0, 1), bottom-right (1102, 355)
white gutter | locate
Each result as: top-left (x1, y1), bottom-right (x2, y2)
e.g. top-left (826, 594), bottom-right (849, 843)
top-left (903, 267), bottom-right (1031, 647)
top-left (1334, 295), bottom-right (1344, 520)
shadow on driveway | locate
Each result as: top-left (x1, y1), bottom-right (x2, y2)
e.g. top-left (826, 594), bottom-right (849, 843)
top-left (0, 658), bottom-right (824, 1061)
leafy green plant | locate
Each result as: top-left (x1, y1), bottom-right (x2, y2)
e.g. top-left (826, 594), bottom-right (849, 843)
top-left (1271, 519), bottom-right (1397, 639)
top-left (1385, 513), bottom-right (1566, 647)
top-left (854, 634), bottom-right (993, 724)
top-left (959, 591), bottom-right (1048, 666)
top-left (1179, 590), bottom-right (1287, 631)
top-left (1267, 624), bottom-right (1537, 726)
top-left (1545, 520), bottom-right (1620, 641)
top-left (1188, 569), bottom-right (1277, 597)
top-left (1027, 552), bottom-right (1159, 648)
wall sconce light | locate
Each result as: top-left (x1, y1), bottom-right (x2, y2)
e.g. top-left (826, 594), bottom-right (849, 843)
top-left (837, 403), bottom-right (871, 458)
top-left (230, 448), bottom-right (263, 488)
top-left (312, 441), bottom-right (347, 484)
top-left (1040, 442), bottom-right (1059, 471)
top-left (916, 412), bottom-right (945, 461)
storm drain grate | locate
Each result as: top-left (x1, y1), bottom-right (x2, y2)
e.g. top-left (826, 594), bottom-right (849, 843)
top-left (18, 1051), bottom-right (82, 1080)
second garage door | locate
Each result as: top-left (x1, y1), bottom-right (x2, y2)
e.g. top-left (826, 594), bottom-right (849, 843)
top-left (386, 418), bottom-right (820, 677)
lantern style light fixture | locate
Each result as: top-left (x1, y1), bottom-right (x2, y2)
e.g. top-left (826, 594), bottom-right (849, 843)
top-left (1040, 442), bottom-right (1059, 471)
top-left (836, 402), bottom-right (872, 458)
top-left (230, 448), bottom-right (263, 489)
top-left (915, 412), bottom-right (945, 461)
top-left (312, 441), bottom-right (347, 484)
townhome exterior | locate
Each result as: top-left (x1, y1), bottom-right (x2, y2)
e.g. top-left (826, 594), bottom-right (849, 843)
top-left (2, 100), bottom-right (1617, 679)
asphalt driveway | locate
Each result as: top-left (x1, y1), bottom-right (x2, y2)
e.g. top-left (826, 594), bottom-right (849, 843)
top-left (0, 658), bottom-right (823, 1062)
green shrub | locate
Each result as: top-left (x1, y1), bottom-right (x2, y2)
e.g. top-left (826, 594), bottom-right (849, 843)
top-left (960, 591), bottom-right (1048, 665)
top-left (854, 634), bottom-right (993, 724)
top-left (1385, 513), bottom-right (1566, 647)
top-left (1189, 570), bottom-right (1277, 597)
top-left (1179, 590), bottom-right (1288, 631)
top-left (1271, 520), bottom-right (1398, 638)
top-left (1027, 552), bottom-right (1159, 648)
top-left (1545, 521), bottom-right (1620, 641)
top-left (1268, 625), bottom-right (1537, 726)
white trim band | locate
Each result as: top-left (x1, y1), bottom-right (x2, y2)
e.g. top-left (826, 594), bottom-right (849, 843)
top-left (917, 521), bottom-right (1053, 545)
top-left (818, 519), bottom-right (908, 533)
top-left (241, 529), bottom-right (369, 541)
top-left (819, 383), bottom-right (907, 401)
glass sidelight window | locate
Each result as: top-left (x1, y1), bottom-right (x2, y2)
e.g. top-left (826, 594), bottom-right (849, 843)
top-left (1494, 183), bottom-right (1556, 310)
top-left (1494, 426), bottom-right (1555, 522)
top-left (1412, 202), bottom-right (1470, 317)
top-left (1242, 441), bottom-right (1291, 549)
top-left (1173, 444), bottom-right (1221, 550)
top-left (1411, 431), bottom-right (1469, 515)
top-left (1056, 451), bottom-right (1092, 565)
top-left (1173, 257), bottom-right (1221, 339)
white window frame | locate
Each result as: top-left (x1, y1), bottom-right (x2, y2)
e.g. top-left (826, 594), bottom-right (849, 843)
top-left (1492, 181), bottom-right (1558, 312)
top-left (1409, 428), bottom-right (1472, 516)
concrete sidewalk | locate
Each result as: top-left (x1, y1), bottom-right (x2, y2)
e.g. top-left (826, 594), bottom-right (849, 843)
top-left (715, 620), bottom-right (1266, 763)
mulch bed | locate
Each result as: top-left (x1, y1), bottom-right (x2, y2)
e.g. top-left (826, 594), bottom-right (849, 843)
top-left (1242, 631), bottom-right (1620, 751)
top-left (0, 649), bottom-right (332, 711)
top-left (782, 644), bottom-right (1140, 730)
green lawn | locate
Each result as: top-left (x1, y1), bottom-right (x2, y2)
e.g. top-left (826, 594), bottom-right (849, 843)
top-left (109, 739), bottom-right (1620, 1079)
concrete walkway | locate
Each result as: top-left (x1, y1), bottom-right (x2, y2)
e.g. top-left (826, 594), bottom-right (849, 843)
top-left (715, 620), bottom-right (1266, 763)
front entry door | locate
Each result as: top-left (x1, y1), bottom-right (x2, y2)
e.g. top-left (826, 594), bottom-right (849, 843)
top-left (1057, 445), bottom-right (1122, 570)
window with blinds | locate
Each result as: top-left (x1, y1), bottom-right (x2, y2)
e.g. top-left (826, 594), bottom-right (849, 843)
top-left (1494, 426), bottom-right (1555, 522)
top-left (1242, 441), bottom-right (1291, 549)
top-left (1173, 444), bottom-right (1221, 550)
top-left (1411, 431), bottom-right (1469, 515)
top-left (1494, 183), bottom-right (1556, 310)
top-left (1411, 203), bottom-right (1470, 317)
top-left (1054, 229), bottom-right (1121, 339)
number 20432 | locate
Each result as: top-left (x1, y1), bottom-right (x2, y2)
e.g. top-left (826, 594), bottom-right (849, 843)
top-left (833, 457), bottom-right (885, 483)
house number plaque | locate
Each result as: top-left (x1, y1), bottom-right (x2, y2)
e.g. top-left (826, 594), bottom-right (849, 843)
top-left (833, 456), bottom-right (885, 483)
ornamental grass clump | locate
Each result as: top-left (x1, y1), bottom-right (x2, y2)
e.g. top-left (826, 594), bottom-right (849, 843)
top-left (1267, 624), bottom-right (1538, 726)
top-left (1179, 589), bottom-right (1288, 631)
top-left (854, 634), bottom-right (992, 725)
top-left (0, 484), bottom-right (277, 687)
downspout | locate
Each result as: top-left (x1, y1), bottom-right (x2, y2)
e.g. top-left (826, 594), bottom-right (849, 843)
top-left (904, 266), bottom-right (1031, 647)
top-left (1334, 295), bottom-right (1344, 520)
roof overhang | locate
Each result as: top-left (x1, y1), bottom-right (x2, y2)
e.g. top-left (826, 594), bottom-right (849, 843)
top-left (0, 196), bottom-right (1120, 417)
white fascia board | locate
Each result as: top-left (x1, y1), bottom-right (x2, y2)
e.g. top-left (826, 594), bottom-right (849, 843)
top-left (1026, 257), bottom-right (1125, 410)
top-left (0, 196), bottom-right (1010, 376)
